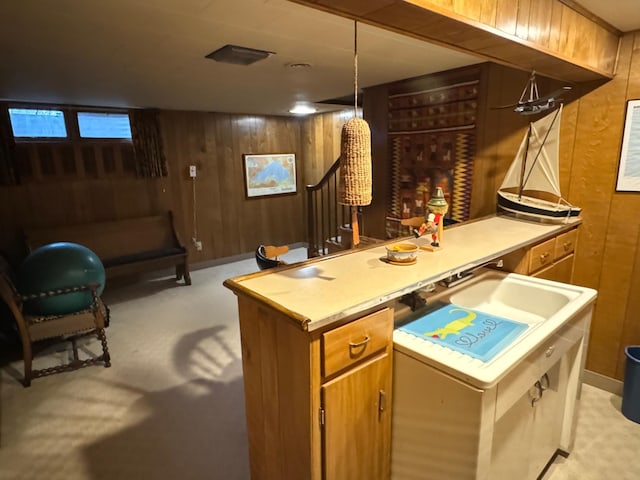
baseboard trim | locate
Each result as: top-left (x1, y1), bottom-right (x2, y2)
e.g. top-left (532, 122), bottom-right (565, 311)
top-left (583, 369), bottom-right (623, 396)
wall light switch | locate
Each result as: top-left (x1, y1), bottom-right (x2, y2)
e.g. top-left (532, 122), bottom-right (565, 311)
top-left (189, 165), bottom-right (197, 177)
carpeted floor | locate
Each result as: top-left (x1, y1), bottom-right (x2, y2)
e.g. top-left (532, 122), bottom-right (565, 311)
top-left (1, 248), bottom-right (639, 479)
top-left (0, 249), bottom-right (308, 480)
top-left (542, 382), bottom-right (640, 480)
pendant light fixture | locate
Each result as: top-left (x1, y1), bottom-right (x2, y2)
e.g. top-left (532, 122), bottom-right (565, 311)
top-left (338, 20), bottom-right (372, 248)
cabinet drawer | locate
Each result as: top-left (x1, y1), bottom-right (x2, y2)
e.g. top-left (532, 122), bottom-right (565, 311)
top-left (555, 229), bottom-right (577, 260)
top-left (528, 238), bottom-right (556, 273)
top-left (322, 308), bottom-right (392, 378)
top-left (495, 315), bottom-right (587, 420)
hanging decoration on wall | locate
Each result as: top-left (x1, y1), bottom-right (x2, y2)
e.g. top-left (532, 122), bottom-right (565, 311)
top-left (130, 109), bottom-right (168, 178)
top-left (338, 20), bottom-right (372, 248)
top-left (491, 71), bottom-right (572, 116)
top-left (386, 79), bottom-right (479, 239)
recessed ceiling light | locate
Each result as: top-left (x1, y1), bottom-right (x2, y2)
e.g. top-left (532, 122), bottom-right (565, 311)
top-left (289, 104), bottom-right (317, 115)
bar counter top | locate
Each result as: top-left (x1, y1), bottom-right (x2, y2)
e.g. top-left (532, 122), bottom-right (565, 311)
top-left (223, 214), bottom-right (580, 331)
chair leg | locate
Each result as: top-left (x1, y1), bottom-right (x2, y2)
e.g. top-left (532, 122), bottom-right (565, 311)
top-left (71, 337), bottom-right (79, 362)
top-left (97, 328), bottom-right (111, 367)
top-left (183, 261), bottom-right (192, 285)
top-left (105, 304), bottom-right (111, 328)
top-left (22, 341), bottom-right (33, 388)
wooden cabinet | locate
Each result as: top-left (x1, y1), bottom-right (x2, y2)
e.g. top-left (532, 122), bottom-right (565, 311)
top-left (321, 309), bottom-right (393, 479)
top-left (322, 353), bottom-right (392, 479)
top-left (236, 298), bottom-right (393, 480)
top-left (322, 309), bottom-right (391, 378)
top-left (502, 225), bottom-right (578, 283)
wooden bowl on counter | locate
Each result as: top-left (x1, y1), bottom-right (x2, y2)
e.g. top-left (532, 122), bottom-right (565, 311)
top-left (385, 243), bottom-right (418, 264)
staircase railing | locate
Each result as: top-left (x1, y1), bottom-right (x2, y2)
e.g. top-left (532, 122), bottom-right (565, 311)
top-left (306, 157), bottom-right (351, 258)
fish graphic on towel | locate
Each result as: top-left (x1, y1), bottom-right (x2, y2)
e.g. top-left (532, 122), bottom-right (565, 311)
top-left (424, 308), bottom-right (476, 339)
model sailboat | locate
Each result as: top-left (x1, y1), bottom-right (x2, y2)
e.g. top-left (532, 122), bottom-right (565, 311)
top-left (497, 104), bottom-right (581, 221)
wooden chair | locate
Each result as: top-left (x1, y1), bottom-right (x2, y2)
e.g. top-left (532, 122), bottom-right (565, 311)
top-left (0, 259), bottom-right (111, 387)
top-left (255, 245), bottom-right (289, 270)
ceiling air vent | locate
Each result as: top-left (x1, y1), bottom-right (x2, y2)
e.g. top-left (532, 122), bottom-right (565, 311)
top-left (205, 44), bottom-right (274, 66)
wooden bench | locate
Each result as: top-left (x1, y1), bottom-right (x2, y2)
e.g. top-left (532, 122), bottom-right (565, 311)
top-left (24, 211), bottom-right (191, 286)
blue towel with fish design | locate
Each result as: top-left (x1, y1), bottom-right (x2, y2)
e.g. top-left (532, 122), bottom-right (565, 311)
top-left (399, 303), bottom-right (528, 362)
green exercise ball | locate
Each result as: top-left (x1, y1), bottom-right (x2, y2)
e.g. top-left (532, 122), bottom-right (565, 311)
top-left (17, 242), bottom-right (106, 316)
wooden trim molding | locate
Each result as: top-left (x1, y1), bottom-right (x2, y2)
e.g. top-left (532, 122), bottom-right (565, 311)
top-left (557, 0), bottom-right (622, 35)
top-left (287, 0), bottom-right (620, 82)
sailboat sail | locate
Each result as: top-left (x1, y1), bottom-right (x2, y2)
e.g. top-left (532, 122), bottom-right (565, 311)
top-left (498, 104), bottom-right (580, 220)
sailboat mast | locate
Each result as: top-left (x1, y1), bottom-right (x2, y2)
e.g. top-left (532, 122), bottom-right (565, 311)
top-left (521, 107), bottom-right (562, 189)
top-left (518, 123), bottom-right (532, 200)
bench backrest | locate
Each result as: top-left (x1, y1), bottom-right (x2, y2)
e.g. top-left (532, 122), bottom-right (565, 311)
top-left (24, 212), bottom-right (183, 261)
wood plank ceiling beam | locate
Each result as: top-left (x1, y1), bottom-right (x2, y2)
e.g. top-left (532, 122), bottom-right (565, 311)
top-left (287, 0), bottom-right (621, 82)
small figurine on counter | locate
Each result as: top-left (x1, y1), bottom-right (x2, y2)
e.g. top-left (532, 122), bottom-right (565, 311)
top-left (418, 186), bottom-right (449, 251)
top-left (412, 213), bottom-right (438, 239)
top-left (429, 212), bottom-right (442, 247)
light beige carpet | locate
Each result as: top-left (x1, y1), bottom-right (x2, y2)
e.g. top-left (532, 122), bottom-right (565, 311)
top-left (0, 248), bottom-right (306, 480)
top-left (2, 248), bottom-right (640, 479)
top-left (543, 383), bottom-right (640, 480)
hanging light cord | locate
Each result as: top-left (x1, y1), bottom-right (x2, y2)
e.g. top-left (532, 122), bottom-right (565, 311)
top-left (353, 20), bottom-right (358, 118)
top-left (192, 176), bottom-right (198, 243)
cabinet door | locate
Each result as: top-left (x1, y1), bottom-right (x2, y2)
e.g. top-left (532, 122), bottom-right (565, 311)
top-left (490, 388), bottom-right (534, 480)
top-left (322, 352), bottom-right (392, 480)
top-left (529, 362), bottom-right (565, 478)
top-left (533, 254), bottom-right (574, 283)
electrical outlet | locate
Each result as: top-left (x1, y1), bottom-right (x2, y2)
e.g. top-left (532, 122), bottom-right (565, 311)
top-left (189, 165), bottom-right (197, 177)
top-left (195, 240), bottom-right (202, 251)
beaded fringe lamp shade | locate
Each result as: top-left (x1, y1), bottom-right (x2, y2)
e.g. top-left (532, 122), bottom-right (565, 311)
top-left (339, 21), bottom-right (372, 247)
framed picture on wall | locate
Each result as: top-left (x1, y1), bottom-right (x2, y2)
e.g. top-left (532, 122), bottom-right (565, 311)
top-left (616, 99), bottom-right (640, 192)
top-left (242, 153), bottom-right (297, 198)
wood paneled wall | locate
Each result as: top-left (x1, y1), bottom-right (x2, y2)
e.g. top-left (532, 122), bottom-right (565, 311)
top-left (160, 111), bottom-right (307, 262)
top-left (1, 110), bottom-right (335, 268)
top-left (566, 32), bottom-right (640, 381)
top-left (288, 0), bottom-right (620, 82)
top-left (299, 109), bottom-right (352, 186)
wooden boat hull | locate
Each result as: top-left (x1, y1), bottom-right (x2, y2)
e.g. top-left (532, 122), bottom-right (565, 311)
top-left (497, 190), bottom-right (581, 221)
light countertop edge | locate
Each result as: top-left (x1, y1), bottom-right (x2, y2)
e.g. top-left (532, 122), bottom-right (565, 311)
top-left (224, 214), bottom-right (582, 332)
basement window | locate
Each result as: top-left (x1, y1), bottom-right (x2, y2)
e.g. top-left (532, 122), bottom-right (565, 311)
top-left (77, 112), bottom-right (132, 139)
top-left (8, 108), bottom-right (68, 138)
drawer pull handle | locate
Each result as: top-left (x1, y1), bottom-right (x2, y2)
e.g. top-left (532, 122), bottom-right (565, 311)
top-left (349, 335), bottom-right (370, 349)
top-left (531, 373), bottom-right (551, 407)
top-left (539, 373), bottom-right (550, 392)
top-left (563, 241), bottom-right (572, 250)
top-left (379, 390), bottom-right (386, 414)
top-left (545, 345), bottom-right (555, 357)
top-left (529, 384), bottom-right (542, 407)
top-left (540, 252), bottom-right (550, 262)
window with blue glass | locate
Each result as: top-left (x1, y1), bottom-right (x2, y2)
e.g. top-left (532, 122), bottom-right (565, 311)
top-left (8, 108), bottom-right (68, 138)
top-left (77, 112), bottom-right (132, 139)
